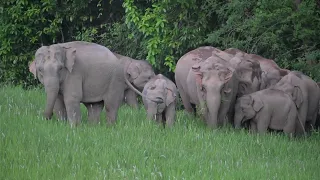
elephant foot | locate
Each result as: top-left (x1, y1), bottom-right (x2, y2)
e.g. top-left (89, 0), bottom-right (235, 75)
top-left (43, 112), bottom-right (53, 120)
top-left (68, 119), bottom-right (81, 128)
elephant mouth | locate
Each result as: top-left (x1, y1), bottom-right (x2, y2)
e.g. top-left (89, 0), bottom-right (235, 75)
top-left (194, 72), bottom-right (203, 78)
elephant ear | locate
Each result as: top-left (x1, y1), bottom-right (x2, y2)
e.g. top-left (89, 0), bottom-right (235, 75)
top-left (64, 47), bottom-right (76, 73)
top-left (290, 76), bottom-right (303, 108)
top-left (165, 86), bottom-right (176, 107)
top-left (29, 60), bottom-right (37, 79)
top-left (127, 62), bottom-right (141, 81)
top-left (219, 67), bottom-right (234, 82)
top-left (252, 96), bottom-right (263, 112)
top-left (219, 67), bottom-right (234, 93)
top-left (292, 86), bottom-right (303, 108)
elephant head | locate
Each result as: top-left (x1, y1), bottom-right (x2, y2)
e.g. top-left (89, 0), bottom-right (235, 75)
top-left (273, 73), bottom-right (304, 109)
top-left (234, 95), bottom-right (263, 129)
top-left (30, 44), bottom-right (76, 119)
top-left (113, 53), bottom-right (155, 90)
top-left (192, 56), bottom-right (236, 127)
top-left (126, 60), bottom-right (155, 90)
top-left (229, 56), bottom-right (262, 97)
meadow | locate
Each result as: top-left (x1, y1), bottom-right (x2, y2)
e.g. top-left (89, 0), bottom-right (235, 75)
top-left (0, 85), bottom-right (319, 180)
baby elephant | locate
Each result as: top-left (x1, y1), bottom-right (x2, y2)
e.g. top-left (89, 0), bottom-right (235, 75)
top-left (234, 89), bottom-right (303, 136)
top-left (142, 74), bottom-right (178, 127)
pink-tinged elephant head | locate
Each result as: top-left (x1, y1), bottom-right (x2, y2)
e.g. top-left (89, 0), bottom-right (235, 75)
top-left (191, 57), bottom-right (236, 127)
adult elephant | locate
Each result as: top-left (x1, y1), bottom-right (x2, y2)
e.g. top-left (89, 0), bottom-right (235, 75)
top-left (112, 52), bottom-right (155, 108)
top-left (174, 46), bottom-right (262, 117)
top-left (191, 56), bottom-right (239, 127)
top-left (29, 41), bottom-right (158, 127)
top-left (272, 71), bottom-right (320, 134)
top-left (224, 48), bottom-right (288, 89)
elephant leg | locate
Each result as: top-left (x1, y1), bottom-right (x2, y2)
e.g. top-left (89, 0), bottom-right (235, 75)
top-left (124, 89), bottom-right (139, 108)
top-left (84, 102), bottom-right (104, 124)
top-left (64, 99), bottom-right (81, 127)
top-left (256, 116), bottom-right (270, 134)
top-left (53, 94), bottom-right (67, 121)
top-left (283, 105), bottom-right (297, 137)
top-left (156, 113), bottom-right (163, 124)
top-left (176, 83), bottom-right (194, 114)
top-left (104, 86), bottom-right (124, 125)
top-left (165, 103), bottom-right (176, 127)
top-left (250, 121), bottom-right (257, 133)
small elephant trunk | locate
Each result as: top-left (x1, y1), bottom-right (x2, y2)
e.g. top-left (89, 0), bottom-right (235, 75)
top-left (44, 77), bottom-right (60, 119)
top-left (234, 113), bottom-right (244, 129)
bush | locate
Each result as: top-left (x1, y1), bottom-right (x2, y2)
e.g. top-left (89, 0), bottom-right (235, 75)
top-left (1, 0), bottom-right (319, 87)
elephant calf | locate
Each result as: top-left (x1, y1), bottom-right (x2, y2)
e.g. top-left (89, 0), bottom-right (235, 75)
top-left (142, 74), bottom-right (178, 127)
top-left (234, 89), bottom-right (303, 136)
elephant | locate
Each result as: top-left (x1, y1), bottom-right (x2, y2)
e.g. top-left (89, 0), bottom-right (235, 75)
top-left (272, 71), bottom-right (320, 133)
top-left (234, 89), bottom-right (303, 136)
top-left (190, 56), bottom-right (239, 127)
top-left (175, 46), bottom-right (262, 113)
top-left (112, 52), bottom-right (156, 108)
top-left (224, 48), bottom-right (288, 89)
top-left (142, 74), bottom-right (178, 127)
top-left (29, 41), bottom-right (158, 127)
top-left (202, 47), bottom-right (263, 97)
top-left (175, 46), bottom-right (217, 115)
top-left (174, 46), bottom-right (262, 125)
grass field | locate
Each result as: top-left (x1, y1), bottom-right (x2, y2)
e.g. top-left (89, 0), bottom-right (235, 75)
top-left (0, 85), bottom-right (319, 179)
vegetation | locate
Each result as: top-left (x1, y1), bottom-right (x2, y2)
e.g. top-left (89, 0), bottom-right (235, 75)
top-left (1, 0), bottom-right (320, 87)
top-left (1, 85), bottom-right (320, 179)
top-left (1, 1), bottom-right (319, 179)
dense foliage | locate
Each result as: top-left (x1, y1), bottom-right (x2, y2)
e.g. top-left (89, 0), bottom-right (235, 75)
top-left (1, 0), bottom-right (320, 88)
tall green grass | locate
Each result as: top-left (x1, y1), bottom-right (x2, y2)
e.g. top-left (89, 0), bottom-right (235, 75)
top-left (0, 85), bottom-right (319, 179)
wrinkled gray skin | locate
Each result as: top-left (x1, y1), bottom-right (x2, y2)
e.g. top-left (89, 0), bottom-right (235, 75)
top-left (142, 74), bottom-right (178, 127)
top-left (113, 52), bottom-right (155, 108)
top-left (200, 47), bottom-right (263, 97)
top-left (190, 56), bottom-right (239, 127)
top-left (272, 71), bottom-right (320, 133)
top-left (234, 89), bottom-right (301, 136)
top-left (175, 47), bottom-right (216, 115)
top-left (175, 46), bottom-right (262, 127)
top-left (29, 41), bottom-right (157, 127)
top-left (225, 48), bottom-right (288, 89)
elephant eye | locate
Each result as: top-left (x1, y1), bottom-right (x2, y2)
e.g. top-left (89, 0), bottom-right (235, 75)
top-left (150, 84), bottom-right (156, 90)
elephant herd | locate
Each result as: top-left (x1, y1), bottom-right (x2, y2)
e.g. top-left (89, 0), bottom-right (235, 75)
top-left (29, 41), bottom-right (320, 137)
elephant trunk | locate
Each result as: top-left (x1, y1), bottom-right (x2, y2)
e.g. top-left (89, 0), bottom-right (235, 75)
top-left (234, 113), bottom-right (244, 129)
top-left (44, 77), bottom-right (60, 119)
top-left (205, 88), bottom-right (221, 128)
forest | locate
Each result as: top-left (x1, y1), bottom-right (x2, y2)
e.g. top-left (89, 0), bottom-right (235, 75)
top-left (0, 0), bottom-right (320, 88)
